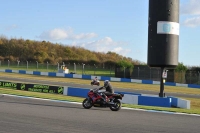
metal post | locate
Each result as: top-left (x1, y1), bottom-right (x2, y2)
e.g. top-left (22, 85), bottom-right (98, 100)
top-left (26, 61), bottom-right (28, 69)
top-left (18, 60), bottom-right (20, 67)
top-left (0, 60), bottom-right (1, 66)
top-left (36, 61), bottom-right (38, 70)
top-left (159, 67), bottom-right (165, 97)
top-left (47, 61), bottom-right (48, 70)
top-left (74, 63), bottom-right (76, 73)
top-left (198, 71), bottom-right (200, 84)
top-left (150, 68), bottom-right (151, 80)
top-left (110, 66), bottom-right (111, 76)
top-left (82, 63), bottom-right (85, 75)
top-left (57, 62), bottom-right (59, 71)
top-left (124, 67), bottom-right (125, 78)
top-left (8, 60), bottom-right (10, 68)
top-left (94, 64), bottom-right (96, 75)
top-left (138, 67), bottom-right (140, 79)
top-left (78, 63), bottom-right (80, 72)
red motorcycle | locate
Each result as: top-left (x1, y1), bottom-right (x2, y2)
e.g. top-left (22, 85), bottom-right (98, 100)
top-left (91, 80), bottom-right (100, 86)
top-left (82, 88), bottom-right (124, 111)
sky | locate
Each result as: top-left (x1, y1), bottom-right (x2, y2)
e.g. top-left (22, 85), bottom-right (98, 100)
top-left (1, 0), bottom-right (200, 66)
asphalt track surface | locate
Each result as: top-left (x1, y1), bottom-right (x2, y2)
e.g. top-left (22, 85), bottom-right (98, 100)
top-left (0, 75), bottom-right (200, 98)
top-left (1, 95), bottom-right (200, 133)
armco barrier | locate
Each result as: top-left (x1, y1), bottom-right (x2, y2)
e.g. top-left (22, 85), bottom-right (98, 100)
top-left (63, 87), bottom-right (190, 109)
top-left (1, 69), bottom-right (200, 89)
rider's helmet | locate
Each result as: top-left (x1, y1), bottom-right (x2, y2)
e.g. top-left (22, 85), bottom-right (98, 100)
top-left (104, 80), bottom-right (110, 88)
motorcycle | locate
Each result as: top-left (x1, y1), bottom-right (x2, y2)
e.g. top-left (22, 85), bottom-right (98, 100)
top-left (91, 79), bottom-right (100, 86)
top-left (82, 88), bottom-right (124, 111)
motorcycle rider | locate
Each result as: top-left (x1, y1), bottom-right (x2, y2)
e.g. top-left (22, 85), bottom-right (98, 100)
top-left (92, 76), bottom-right (98, 85)
top-left (98, 80), bottom-right (114, 103)
top-left (93, 76), bottom-right (98, 82)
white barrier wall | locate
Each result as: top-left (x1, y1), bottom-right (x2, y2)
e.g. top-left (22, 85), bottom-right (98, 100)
top-left (178, 98), bottom-right (190, 109)
top-left (121, 94), bottom-right (138, 104)
top-left (41, 72), bottom-right (48, 76)
top-left (73, 74), bottom-right (82, 79)
top-left (131, 79), bottom-right (142, 83)
top-left (63, 87), bottom-right (68, 96)
top-left (56, 73), bottom-right (65, 77)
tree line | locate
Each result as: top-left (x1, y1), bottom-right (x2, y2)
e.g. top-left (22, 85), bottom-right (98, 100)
top-left (1, 36), bottom-right (198, 71)
top-left (0, 36), bottom-right (144, 68)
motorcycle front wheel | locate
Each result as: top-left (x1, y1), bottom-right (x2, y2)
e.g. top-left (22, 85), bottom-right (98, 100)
top-left (82, 98), bottom-right (93, 109)
top-left (109, 99), bottom-right (121, 111)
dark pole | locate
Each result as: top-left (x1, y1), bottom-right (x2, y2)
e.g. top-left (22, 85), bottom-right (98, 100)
top-left (159, 67), bottom-right (165, 97)
top-left (148, 0), bottom-right (179, 97)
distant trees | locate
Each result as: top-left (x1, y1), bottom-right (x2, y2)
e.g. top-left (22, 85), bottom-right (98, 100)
top-left (0, 36), bottom-right (141, 67)
top-left (175, 62), bottom-right (187, 72)
top-left (116, 60), bottom-right (134, 69)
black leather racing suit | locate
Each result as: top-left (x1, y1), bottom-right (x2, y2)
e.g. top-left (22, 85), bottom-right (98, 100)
top-left (99, 83), bottom-right (114, 100)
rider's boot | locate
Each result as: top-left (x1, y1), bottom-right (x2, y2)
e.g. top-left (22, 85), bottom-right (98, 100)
top-left (102, 95), bottom-right (108, 104)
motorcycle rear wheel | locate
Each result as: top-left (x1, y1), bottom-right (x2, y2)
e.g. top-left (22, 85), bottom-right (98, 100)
top-left (109, 99), bottom-right (121, 111)
top-left (82, 98), bottom-right (93, 109)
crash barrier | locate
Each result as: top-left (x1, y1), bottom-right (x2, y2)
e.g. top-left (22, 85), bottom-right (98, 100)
top-left (1, 69), bottom-right (200, 89)
top-left (63, 87), bottom-right (190, 109)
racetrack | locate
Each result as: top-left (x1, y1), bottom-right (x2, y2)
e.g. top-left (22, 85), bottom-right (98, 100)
top-left (0, 95), bottom-right (200, 133)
